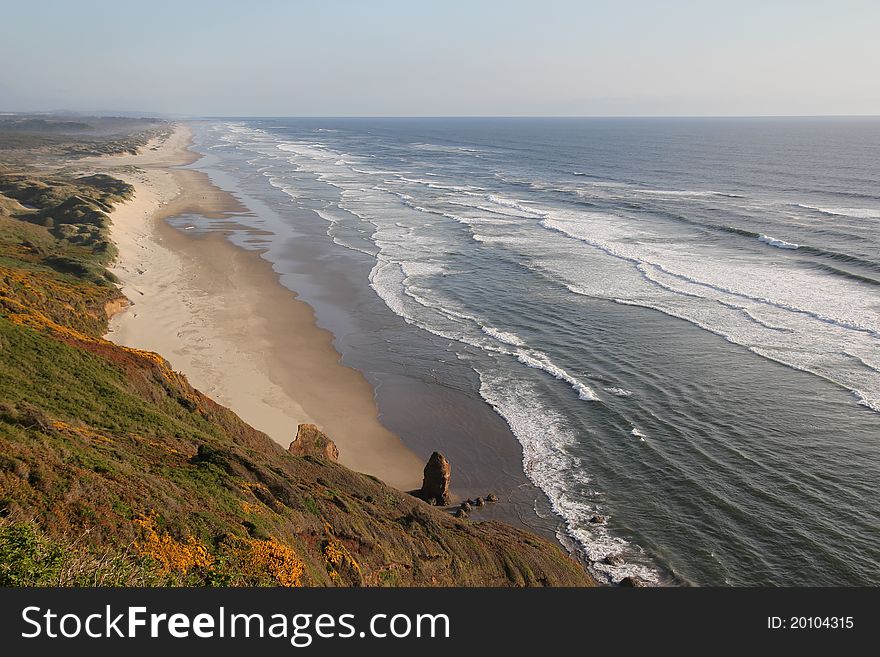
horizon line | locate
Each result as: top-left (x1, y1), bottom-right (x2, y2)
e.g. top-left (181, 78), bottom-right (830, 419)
top-left (196, 113), bottom-right (880, 120)
top-left (4, 110), bottom-right (880, 120)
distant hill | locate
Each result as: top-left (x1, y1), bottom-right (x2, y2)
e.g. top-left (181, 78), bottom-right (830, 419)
top-left (0, 117), bottom-right (93, 133)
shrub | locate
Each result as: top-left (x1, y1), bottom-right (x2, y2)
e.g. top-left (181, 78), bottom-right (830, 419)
top-left (133, 512), bottom-right (213, 575)
top-left (0, 520), bottom-right (65, 585)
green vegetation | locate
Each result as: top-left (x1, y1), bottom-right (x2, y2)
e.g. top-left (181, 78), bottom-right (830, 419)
top-left (0, 115), bottom-right (168, 158)
top-left (0, 169), bottom-right (133, 268)
top-left (0, 124), bottom-right (592, 587)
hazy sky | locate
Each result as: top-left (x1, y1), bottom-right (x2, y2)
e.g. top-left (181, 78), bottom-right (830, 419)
top-left (2, 0), bottom-right (878, 116)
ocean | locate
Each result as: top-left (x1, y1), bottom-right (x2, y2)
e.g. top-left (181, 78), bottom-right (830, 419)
top-left (185, 117), bottom-right (880, 586)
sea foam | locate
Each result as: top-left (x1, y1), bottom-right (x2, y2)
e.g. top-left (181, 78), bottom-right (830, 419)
top-left (759, 234), bottom-right (799, 249)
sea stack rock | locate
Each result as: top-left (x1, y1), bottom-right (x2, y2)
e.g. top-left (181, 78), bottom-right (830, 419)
top-left (288, 423), bottom-right (339, 462)
top-left (412, 451), bottom-right (451, 506)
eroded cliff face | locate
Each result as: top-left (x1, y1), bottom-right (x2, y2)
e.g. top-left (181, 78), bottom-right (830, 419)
top-left (0, 158), bottom-right (594, 587)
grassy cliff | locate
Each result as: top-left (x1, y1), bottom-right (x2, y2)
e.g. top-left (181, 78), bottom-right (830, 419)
top-left (0, 129), bottom-right (593, 587)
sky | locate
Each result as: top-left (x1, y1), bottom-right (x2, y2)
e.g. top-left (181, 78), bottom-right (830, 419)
top-left (1, 0), bottom-right (878, 117)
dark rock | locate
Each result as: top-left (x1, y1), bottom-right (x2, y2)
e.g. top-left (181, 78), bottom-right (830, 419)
top-left (411, 451), bottom-right (451, 506)
top-left (619, 576), bottom-right (648, 587)
top-left (454, 508), bottom-right (469, 519)
top-left (460, 501), bottom-right (472, 513)
top-left (288, 423), bottom-right (339, 462)
top-left (603, 554), bottom-right (625, 567)
top-left (474, 497), bottom-right (484, 507)
top-left (486, 493), bottom-right (498, 502)
top-left (589, 514), bottom-right (606, 524)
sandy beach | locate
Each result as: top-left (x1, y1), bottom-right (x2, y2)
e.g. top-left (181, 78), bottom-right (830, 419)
top-left (86, 124), bottom-right (424, 491)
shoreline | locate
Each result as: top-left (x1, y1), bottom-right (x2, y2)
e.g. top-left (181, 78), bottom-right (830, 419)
top-left (89, 123), bottom-right (424, 492)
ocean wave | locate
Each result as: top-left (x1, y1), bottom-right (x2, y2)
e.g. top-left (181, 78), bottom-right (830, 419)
top-left (604, 387), bottom-right (633, 397)
top-left (411, 142), bottom-right (482, 154)
top-left (569, 172), bottom-right (628, 186)
top-left (759, 234), bottom-right (799, 249)
top-left (644, 260), bottom-right (880, 337)
top-left (486, 194), bottom-right (548, 217)
top-left (480, 325), bottom-right (527, 347)
top-left (856, 392), bottom-right (880, 413)
top-left (638, 188), bottom-right (726, 198)
top-left (475, 368), bottom-right (659, 584)
top-left (447, 200), bottom-right (530, 218)
top-left (384, 192), bottom-right (880, 408)
top-left (738, 308), bottom-right (794, 333)
top-left (392, 195), bottom-right (512, 228)
top-left (545, 211), bottom-right (880, 417)
top-left (398, 176), bottom-right (484, 192)
top-left (369, 257), bottom-right (601, 404)
top-left (401, 261), bottom-right (447, 279)
top-left (799, 246), bottom-right (880, 273)
top-left (514, 351), bottom-right (599, 401)
top-left (794, 204), bottom-right (880, 220)
top-left (842, 351), bottom-right (880, 375)
top-left (350, 167), bottom-right (399, 175)
top-left (630, 427), bottom-right (647, 440)
top-left (806, 263), bottom-right (880, 287)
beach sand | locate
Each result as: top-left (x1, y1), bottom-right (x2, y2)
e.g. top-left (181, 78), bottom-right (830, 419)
top-left (87, 124), bottom-right (424, 491)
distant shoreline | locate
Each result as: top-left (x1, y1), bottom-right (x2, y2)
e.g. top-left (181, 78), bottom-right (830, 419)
top-left (93, 123), bottom-right (424, 491)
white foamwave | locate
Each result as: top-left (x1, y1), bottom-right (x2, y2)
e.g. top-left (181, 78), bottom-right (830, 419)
top-left (631, 427), bottom-right (647, 440)
top-left (486, 194), bottom-right (548, 217)
top-left (448, 200), bottom-right (528, 218)
top-left (401, 261), bottom-right (447, 279)
top-left (855, 391), bottom-right (880, 412)
top-left (759, 234), bottom-right (799, 249)
top-left (639, 188), bottom-right (721, 198)
top-left (481, 325), bottom-right (527, 347)
top-left (538, 206), bottom-right (880, 415)
top-left (476, 367), bottom-right (659, 584)
top-left (363, 248), bottom-right (601, 406)
top-left (514, 351), bottom-right (599, 401)
top-left (795, 204), bottom-right (880, 220)
top-left (604, 387), bottom-right (633, 397)
top-left (398, 176), bottom-right (484, 192)
top-left (411, 142), bottom-right (482, 154)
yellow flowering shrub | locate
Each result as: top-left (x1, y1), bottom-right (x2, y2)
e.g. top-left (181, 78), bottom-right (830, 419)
top-left (239, 501), bottom-right (262, 515)
top-left (221, 535), bottom-right (305, 587)
top-left (50, 420), bottom-right (113, 444)
top-left (0, 265), bottom-right (111, 335)
top-left (322, 538), bottom-right (362, 586)
top-left (133, 512), bottom-right (213, 575)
